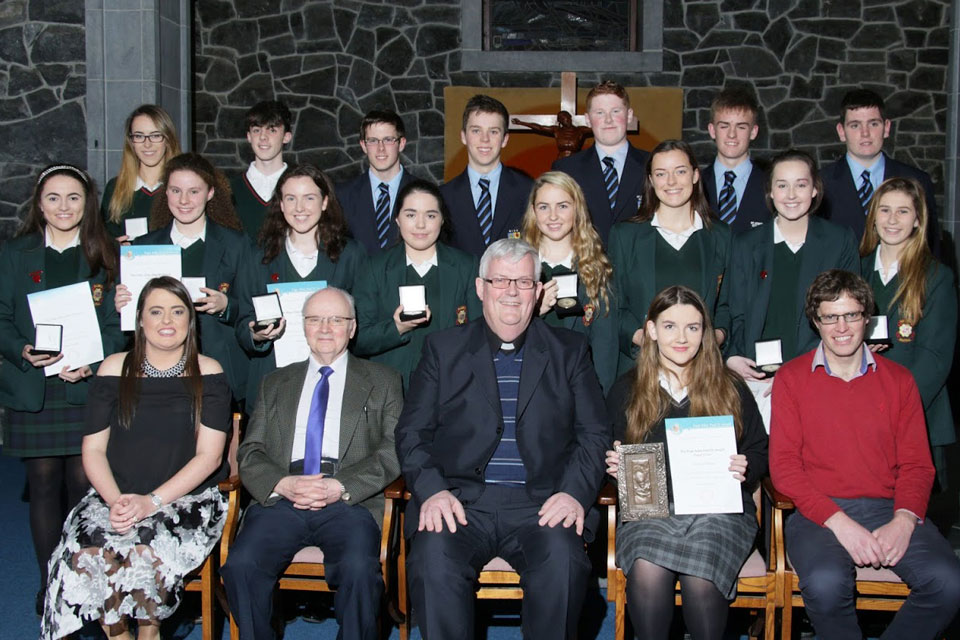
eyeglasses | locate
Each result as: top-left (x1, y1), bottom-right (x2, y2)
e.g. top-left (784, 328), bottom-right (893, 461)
top-left (482, 277), bottom-right (537, 290)
top-left (363, 136), bottom-right (400, 147)
top-left (304, 315), bottom-right (354, 328)
top-left (128, 133), bottom-right (165, 144)
top-left (817, 311), bottom-right (865, 325)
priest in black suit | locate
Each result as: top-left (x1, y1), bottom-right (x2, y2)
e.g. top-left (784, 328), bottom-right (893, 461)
top-left (337, 110), bottom-right (416, 255)
top-left (701, 88), bottom-right (770, 234)
top-left (440, 95), bottom-right (533, 258)
top-left (552, 81), bottom-right (649, 244)
top-left (396, 238), bottom-right (610, 639)
top-left (820, 89), bottom-right (941, 255)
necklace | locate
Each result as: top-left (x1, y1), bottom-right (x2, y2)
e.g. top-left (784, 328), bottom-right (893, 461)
top-left (141, 354), bottom-right (187, 378)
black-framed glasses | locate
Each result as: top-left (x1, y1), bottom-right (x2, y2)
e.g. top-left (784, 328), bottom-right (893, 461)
top-left (128, 133), bottom-right (165, 144)
top-left (817, 311), bottom-right (864, 325)
top-left (482, 277), bottom-right (537, 290)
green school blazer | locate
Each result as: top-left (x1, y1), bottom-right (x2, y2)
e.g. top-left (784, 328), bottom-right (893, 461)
top-left (100, 177), bottom-right (161, 239)
top-left (861, 249), bottom-right (957, 447)
top-left (0, 234), bottom-right (125, 411)
top-left (353, 242), bottom-right (481, 388)
top-left (608, 218), bottom-right (732, 374)
top-left (726, 216), bottom-right (860, 361)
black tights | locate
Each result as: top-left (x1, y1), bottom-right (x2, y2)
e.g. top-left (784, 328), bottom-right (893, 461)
top-left (25, 455), bottom-right (88, 588)
top-left (625, 558), bottom-right (729, 640)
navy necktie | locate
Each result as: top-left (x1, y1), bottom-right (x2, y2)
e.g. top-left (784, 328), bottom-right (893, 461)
top-left (477, 177), bottom-right (493, 246)
top-left (858, 170), bottom-right (873, 215)
top-left (718, 170), bottom-right (737, 224)
top-left (303, 365), bottom-right (334, 475)
top-left (375, 182), bottom-right (391, 248)
top-left (602, 156), bottom-right (619, 210)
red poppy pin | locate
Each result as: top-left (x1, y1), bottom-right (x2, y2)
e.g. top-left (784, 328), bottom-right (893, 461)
top-left (270, 273), bottom-right (280, 282)
top-left (219, 282), bottom-right (230, 294)
top-left (896, 319), bottom-right (914, 343)
top-left (455, 305), bottom-right (467, 326)
top-left (91, 284), bottom-right (104, 306)
top-left (30, 270), bottom-right (42, 283)
top-left (760, 270), bottom-right (767, 280)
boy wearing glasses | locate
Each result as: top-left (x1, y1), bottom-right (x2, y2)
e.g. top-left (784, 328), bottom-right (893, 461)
top-left (770, 269), bottom-right (960, 640)
top-left (337, 110), bottom-right (416, 255)
top-left (231, 100), bottom-right (294, 242)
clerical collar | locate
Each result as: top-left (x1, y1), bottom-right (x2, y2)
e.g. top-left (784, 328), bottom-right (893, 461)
top-left (483, 320), bottom-right (527, 354)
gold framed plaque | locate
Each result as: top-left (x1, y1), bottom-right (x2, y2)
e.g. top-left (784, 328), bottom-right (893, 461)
top-left (616, 443), bottom-right (669, 520)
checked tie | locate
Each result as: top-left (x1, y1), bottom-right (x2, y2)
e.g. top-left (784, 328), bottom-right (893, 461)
top-left (375, 182), bottom-right (391, 248)
top-left (303, 366), bottom-right (334, 475)
top-left (858, 170), bottom-right (873, 215)
top-left (717, 170), bottom-right (738, 224)
top-left (477, 177), bottom-right (493, 246)
top-left (602, 156), bottom-right (619, 211)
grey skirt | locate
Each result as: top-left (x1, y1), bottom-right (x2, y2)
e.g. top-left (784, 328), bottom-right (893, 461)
top-left (616, 506), bottom-right (758, 600)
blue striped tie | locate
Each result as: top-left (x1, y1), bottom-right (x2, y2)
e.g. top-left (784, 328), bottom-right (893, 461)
top-left (857, 170), bottom-right (873, 215)
top-left (718, 170), bottom-right (737, 224)
top-left (602, 157), bottom-right (619, 210)
top-left (303, 366), bottom-right (334, 475)
top-left (477, 177), bottom-right (493, 246)
top-left (375, 182), bottom-right (391, 248)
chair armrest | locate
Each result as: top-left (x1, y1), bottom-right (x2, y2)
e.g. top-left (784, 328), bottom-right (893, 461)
top-left (218, 474), bottom-right (241, 493)
top-left (597, 482), bottom-right (617, 506)
top-left (763, 477), bottom-right (795, 510)
top-left (384, 476), bottom-right (406, 500)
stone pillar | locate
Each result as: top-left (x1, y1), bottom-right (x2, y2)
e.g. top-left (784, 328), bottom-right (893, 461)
top-left (947, 0), bottom-right (959, 271)
top-left (85, 0), bottom-right (191, 189)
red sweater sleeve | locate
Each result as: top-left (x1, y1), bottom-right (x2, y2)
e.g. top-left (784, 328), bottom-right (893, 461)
top-left (893, 371), bottom-right (935, 518)
top-left (770, 360), bottom-right (841, 525)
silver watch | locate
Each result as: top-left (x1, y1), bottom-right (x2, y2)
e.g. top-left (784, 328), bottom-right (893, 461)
top-left (149, 493), bottom-right (163, 509)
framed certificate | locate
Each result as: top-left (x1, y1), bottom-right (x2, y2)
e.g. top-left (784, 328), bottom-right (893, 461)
top-left (616, 443), bottom-right (669, 520)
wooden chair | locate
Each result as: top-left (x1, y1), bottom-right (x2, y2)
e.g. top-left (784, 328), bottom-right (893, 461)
top-left (220, 474), bottom-right (402, 639)
top-left (767, 480), bottom-right (911, 639)
top-left (603, 483), bottom-right (777, 640)
top-left (182, 412), bottom-right (243, 640)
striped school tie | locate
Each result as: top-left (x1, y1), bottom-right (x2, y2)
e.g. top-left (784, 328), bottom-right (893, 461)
top-left (477, 177), bottom-right (493, 245)
top-left (375, 182), bottom-right (391, 248)
top-left (602, 157), bottom-right (619, 210)
top-left (718, 170), bottom-right (737, 224)
top-left (858, 170), bottom-right (873, 215)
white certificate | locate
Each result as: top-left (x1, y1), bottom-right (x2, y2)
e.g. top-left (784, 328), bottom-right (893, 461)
top-left (266, 280), bottom-right (327, 367)
top-left (554, 273), bottom-right (578, 299)
top-left (27, 282), bottom-right (105, 376)
top-left (124, 217), bottom-right (149, 240)
top-left (120, 245), bottom-right (182, 331)
top-left (664, 415), bottom-right (743, 515)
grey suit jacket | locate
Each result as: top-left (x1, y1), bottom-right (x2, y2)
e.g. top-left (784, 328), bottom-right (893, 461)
top-left (238, 353), bottom-right (403, 526)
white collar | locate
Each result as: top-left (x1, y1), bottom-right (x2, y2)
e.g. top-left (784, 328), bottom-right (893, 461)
top-left (651, 211), bottom-right (703, 251)
top-left (307, 349), bottom-right (349, 376)
top-left (285, 233), bottom-right (318, 260)
top-left (658, 371), bottom-right (688, 403)
top-left (44, 227), bottom-right (81, 253)
top-left (405, 251), bottom-right (439, 269)
top-left (247, 161), bottom-right (287, 181)
top-left (541, 251), bottom-right (574, 269)
top-left (873, 248), bottom-right (899, 285)
top-left (135, 176), bottom-right (162, 192)
top-left (773, 218), bottom-right (805, 253)
top-left (170, 220), bottom-right (207, 248)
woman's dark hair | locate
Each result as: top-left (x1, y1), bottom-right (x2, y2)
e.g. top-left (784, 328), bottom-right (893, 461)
top-left (19, 164), bottom-right (118, 288)
top-left (118, 276), bottom-right (203, 430)
top-left (765, 149), bottom-right (824, 217)
top-left (258, 164), bottom-right (349, 263)
top-left (149, 152), bottom-right (241, 232)
top-left (633, 139), bottom-right (714, 226)
top-left (393, 179), bottom-right (452, 246)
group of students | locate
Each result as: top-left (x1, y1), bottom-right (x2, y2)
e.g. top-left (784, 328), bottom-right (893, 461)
top-left (1, 77), bottom-right (956, 639)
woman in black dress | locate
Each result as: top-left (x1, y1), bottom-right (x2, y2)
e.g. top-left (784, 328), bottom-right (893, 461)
top-left (41, 277), bottom-right (232, 640)
top-left (605, 285), bottom-right (767, 640)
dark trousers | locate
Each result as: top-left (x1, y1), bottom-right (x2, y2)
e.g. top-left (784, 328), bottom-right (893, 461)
top-left (222, 499), bottom-right (383, 640)
top-left (786, 497), bottom-right (960, 640)
top-left (407, 484), bottom-right (591, 640)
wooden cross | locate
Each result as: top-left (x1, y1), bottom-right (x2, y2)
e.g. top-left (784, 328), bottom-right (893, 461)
top-left (508, 72), bottom-right (639, 131)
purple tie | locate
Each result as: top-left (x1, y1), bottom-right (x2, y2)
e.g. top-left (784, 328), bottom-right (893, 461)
top-left (303, 365), bottom-right (334, 475)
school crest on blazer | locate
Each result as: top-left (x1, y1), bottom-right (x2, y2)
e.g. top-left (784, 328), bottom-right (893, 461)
top-left (582, 303), bottom-right (595, 327)
top-left (91, 283), bottom-right (104, 306)
top-left (456, 305), bottom-right (467, 326)
top-left (219, 282), bottom-right (230, 294)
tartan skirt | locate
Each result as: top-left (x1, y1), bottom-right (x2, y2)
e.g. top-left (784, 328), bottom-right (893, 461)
top-left (3, 378), bottom-right (85, 458)
top-left (616, 505), bottom-right (758, 600)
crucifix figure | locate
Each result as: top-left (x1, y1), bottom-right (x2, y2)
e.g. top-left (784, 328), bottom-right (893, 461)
top-left (510, 72), bottom-right (639, 158)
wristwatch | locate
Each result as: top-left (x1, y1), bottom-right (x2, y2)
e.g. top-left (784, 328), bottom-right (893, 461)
top-left (337, 481), bottom-right (350, 502)
top-left (149, 493), bottom-right (163, 509)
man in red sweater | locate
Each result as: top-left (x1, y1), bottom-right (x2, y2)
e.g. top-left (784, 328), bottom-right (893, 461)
top-left (771, 269), bottom-right (960, 638)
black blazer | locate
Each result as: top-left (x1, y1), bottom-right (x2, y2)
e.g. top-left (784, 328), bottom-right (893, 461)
top-left (701, 160), bottom-right (771, 235)
top-left (395, 319), bottom-right (611, 537)
top-left (820, 153), bottom-right (941, 255)
top-left (440, 166), bottom-right (534, 258)
top-left (336, 169), bottom-right (417, 256)
top-left (552, 143), bottom-right (650, 244)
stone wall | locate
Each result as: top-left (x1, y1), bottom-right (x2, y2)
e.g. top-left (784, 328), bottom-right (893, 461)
top-left (193, 0), bottom-right (950, 213)
top-left (0, 0), bottom-right (86, 237)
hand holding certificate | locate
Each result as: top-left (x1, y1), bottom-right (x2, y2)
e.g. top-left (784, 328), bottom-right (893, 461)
top-left (120, 246), bottom-right (182, 331)
top-left (27, 282), bottom-right (104, 376)
top-left (664, 415), bottom-right (743, 515)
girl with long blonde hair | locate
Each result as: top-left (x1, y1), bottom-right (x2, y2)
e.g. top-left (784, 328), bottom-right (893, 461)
top-left (859, 177), bottom-right (956, 483)
top-left (522, 171), bottom-right (619, 391)
top-left (605, 286), bottom-right (767, 640)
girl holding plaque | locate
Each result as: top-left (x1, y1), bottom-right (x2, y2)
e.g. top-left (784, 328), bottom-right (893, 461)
top-left (101, 105), bottom-right (182, 240)
top-left (608, 140), bottom-right (732, 376)
top-left (234, 165), bottom-right (366, 406)
top-left (353, 180), bottom-right (480, 389)
top-left (521, 171), bottom-right (619, 392)
top-left (114, 153), bottom-right (254, 403)
top-left (725, 149), bottom-right (859, 384)
top-left (0, 164), bottom-right (124, 615)
top-left (604, 285), bottom-right (767, 640)
top-left (859, 177), bottom-right (956, 484)
top-left (42, 277), bottom-right (231, 640)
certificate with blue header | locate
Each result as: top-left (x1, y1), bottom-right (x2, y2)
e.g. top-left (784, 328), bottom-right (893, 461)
top-left (266, 280), bottom-right (327, 367)
top-left (664, 415), bottom-right (742, 515)
top-left (120, 245), bottom-right (182, 331)
top-left (27, 282), bottom-right (103, 376)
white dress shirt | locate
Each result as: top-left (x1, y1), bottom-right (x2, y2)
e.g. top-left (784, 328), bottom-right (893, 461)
top-left (45, 227), bottom-right (81, 253)
top-left (773, 218), bottom-right (804, 254)
top-left (285, 235), bottom-right (319, 278)
top-left (291, 350), bottom-right (348, 464)
top-left (406, 250), bottom-right (438, 278)
top-left (874, 248), bottom-right (899, 286)
top-left (651, 211), bottom-right (704, 251)
top-left (170, 220), bottom-right (207, 249)
top-left (246, 162), bottom-right (287, 202)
